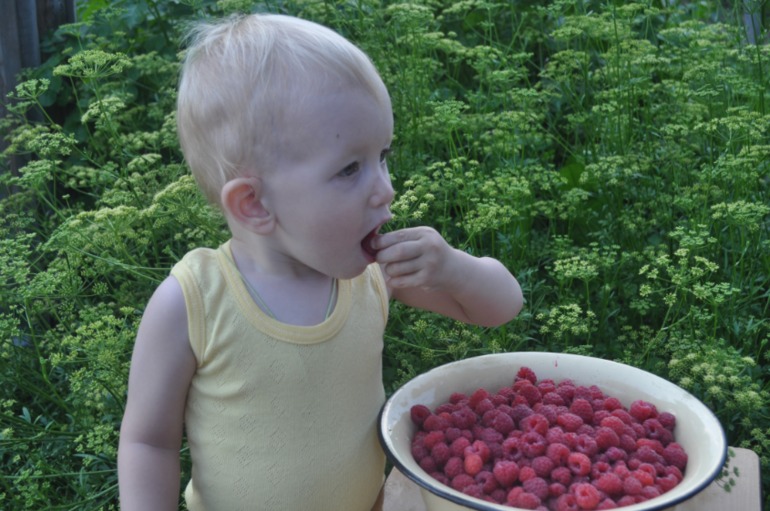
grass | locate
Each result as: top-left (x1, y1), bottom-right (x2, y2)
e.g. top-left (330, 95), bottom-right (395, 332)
top-left (0, 0), bottom-right (768, 509)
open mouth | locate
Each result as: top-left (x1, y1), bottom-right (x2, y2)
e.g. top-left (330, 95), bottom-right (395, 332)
top-left (361, 228), bottom-right (380, 259)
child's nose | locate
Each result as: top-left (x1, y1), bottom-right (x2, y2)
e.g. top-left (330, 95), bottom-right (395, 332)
top-left (370, 168), bottom-right (394, 208)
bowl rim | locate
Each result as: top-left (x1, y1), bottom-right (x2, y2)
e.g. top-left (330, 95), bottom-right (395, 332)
top-left (378, 351), bottom-right (728, 511)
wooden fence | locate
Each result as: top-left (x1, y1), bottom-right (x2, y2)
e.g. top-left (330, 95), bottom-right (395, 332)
top-left (0, 0), bottom-right (75, 176)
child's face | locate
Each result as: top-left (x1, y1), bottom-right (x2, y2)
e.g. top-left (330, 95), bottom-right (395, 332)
top-left (261, 82), bottom-right (395, 279)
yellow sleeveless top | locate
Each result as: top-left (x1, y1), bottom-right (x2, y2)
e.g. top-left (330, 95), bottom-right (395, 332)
top-left (171, 241), bottom-right (388, 510)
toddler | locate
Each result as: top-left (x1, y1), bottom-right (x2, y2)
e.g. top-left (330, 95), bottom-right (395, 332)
top-left (117, 13), bottom-right (523, 511)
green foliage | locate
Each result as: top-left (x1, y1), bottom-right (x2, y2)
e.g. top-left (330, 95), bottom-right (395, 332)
top-left (1, 0), bottom-right (768, 508)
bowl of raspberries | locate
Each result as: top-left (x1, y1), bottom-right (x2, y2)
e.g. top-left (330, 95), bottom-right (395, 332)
top-left (378, 352), bottom-right (726, 511)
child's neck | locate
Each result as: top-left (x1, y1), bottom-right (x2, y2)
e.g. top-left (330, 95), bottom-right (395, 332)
top-left (227, 238), bottom-right (337, 326)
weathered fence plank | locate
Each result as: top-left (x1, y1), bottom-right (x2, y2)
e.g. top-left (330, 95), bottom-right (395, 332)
top-left (1, 0), bottom-right (75, 177)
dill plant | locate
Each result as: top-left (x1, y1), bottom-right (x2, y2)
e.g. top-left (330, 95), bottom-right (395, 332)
top-left (1, 0), bottom-right (768, 508)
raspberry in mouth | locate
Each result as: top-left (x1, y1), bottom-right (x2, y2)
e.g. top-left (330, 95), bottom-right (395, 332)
top-left (361, 228), bottom-right (380, 259)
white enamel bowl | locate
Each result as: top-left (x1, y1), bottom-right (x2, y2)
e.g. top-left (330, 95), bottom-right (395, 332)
top-left (378, 352), bottom-right (726, 511)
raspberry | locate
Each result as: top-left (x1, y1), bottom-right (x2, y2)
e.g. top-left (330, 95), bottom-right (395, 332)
top-left (502, 436), bottom-right (524, 461)
top-left (550, 466), bottom-right (571, 486)
top-left (658, 473), bottom-right (680, 492)
top-left (514, 491), bottom-right (541, 510)
top-left (423, 430), bottom-right (446, 449)
top-left (550, 482), bottom-right (567, 498)
top-left (573, 386), bottom-right (594, 402)
top-left (531, 455), bottom-right (555, 478)
top-left (493, 460), bottom-right (520, 487)
top-left (516, 366), bottom-right (538, 384)
top-left (592, 410), bottom-right (610, 425)
top-left (555, 493), bottom-right (579, 511)
top-left (664, 465), bottom-right (683, 481)
top-left (475, 470), bottom-right (499, 494)
top-left (410, 404), bottom-right (431, 426)
top-left (633, 466), bottom-right (655, 487)
top-left (435, 403), bottom-right (456, 415)
top-left (573, 482), bottom-right (601, 510)
top-left (429, 471), bottom-right (449, 486)
top-left (556, 382), bottom-right (577, 403)
top-left (411, 441), bottom-right (429, 461)
top-left (599, 416), bottom-right (626, 436)
top-left (663, 442), bottom-right (688, 471)
top-left (445, 427), bottom-right (462, 443)
top-left (451, 473), bottom-right (475, 491)
top-left (635, 445), bottom-right (664, 465)
top-left (658, 411), bottom-right (677, 430)
top-left (510, 403), bottom-right (534, 424)
top-left (523, 476), bottom-right (550, 501)
top-left (536, 403), bottom-right (560, 426)
top-left (641, 485), bottom-right (661, 500)
top-left (506, 486), bottom-right (523, 505)
top-left (490, 488), bottom-right (507, 504)
top-left (450, 406), bottom-right (477, 429)
top-left (629, 400), bottom-right (657, 422)
top-left (450, 436), bottom-right (471, 457)
top-left (644, 418), bottom-right (674, 446)
top-left (464, 453), bottom-right (483, 476)
top-left (618, 434), bottom-right (637, 453)
top-left (465, 439), bottom-right (492, 463)
top-left (468, 388), bottom-right (490, 409)
top-left (517, 382), bottom-right (543, 406)
top-left (490, 410), bottom-right (515, 435)
top-left (449, 392), bottom-right (467, 404)
top-left (595, 426), bottom-right (620, 451)
top-left (567, 452), bottom-right (591, 476)
top-left (575, 434), bottom-right (598, 458)
top-left (546, 427), bottom-right (566, 445)
top-left (543, 391), bottom-right (567, 406)
top-left (444, 456), bottom-right (463, 479)
top-left (431, 442), bottom-right (451, 466)
top-left (497, 387), bottom-right (516, 403)
top-left (538, 378), bottom-right (557, 393)
top-left (622, 475), bottom-right (643, 495)
top-left (610, 409), bottom-right (633, 425)
top-left (589, 460), bottom-right (610, 479)
top-left (602, 397), bottom-right (623, 411)
top-left (521, 431), bottom-right (548, 457)
top-left (594, 473), bottom-right (623, 496)
top-left (478, 426), bottom-right (504, 444)
top-left (605, 446), bottom-right (627, 463)
top-left (570, 398), bottom-right (594, 424)
top-left (474, 397), bottom-right (495, 416)
top-left (557, 412), bottom-right (584, 432)
top-left (518, 465), bottom-right (537, 482)
top-left (423, 413), bottom-right (449, 431)
top-left (597, 498), bottom-right (619, 509)
top-left (521, 413), bottom-right (550, 436)
top-left (419, 455), bottom-right (437, 473)
top-left (461, 483), bottom-right (483, 499)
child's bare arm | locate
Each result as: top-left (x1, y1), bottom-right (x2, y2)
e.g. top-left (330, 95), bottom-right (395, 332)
top-left (374, 226), bottom-right (523, 327)
top-left (118, 276), bottom-right (197, 510)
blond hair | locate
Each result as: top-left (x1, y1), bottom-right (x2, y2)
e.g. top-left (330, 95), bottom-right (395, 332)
top-left (177, 14), bottom-right (387, 206)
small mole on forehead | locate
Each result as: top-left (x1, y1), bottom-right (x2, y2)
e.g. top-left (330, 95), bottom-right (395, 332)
top-left (336, 133), bottom-right (340, 139)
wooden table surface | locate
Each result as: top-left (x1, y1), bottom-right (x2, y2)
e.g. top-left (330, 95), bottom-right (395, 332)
top-left (383, 447), bottom-right (762, 511)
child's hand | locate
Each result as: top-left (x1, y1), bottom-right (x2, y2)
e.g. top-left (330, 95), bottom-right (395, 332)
top-left (373, 226), bottom-right (456, 291)
top-left (372, 226), bottom-right (523, 327)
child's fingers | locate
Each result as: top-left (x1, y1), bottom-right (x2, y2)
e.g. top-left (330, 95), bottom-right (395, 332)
top-left (372, 226), bottom-right (435, 251)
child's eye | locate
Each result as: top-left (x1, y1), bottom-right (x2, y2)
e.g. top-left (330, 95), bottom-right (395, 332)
top-left (338, 162), bottom-right (360, 177)
top-left (380, 148), bottom-right (391, 164)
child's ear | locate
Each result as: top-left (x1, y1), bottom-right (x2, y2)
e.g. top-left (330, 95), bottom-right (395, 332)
top-left (221, 177), bottom-right (274, 233)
